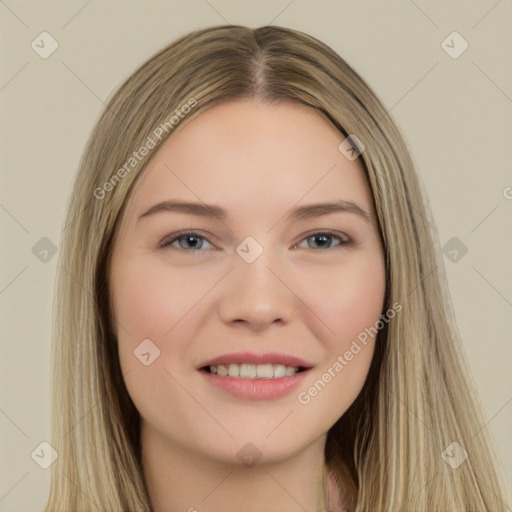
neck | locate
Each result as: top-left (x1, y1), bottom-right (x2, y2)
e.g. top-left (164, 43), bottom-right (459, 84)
top-left (141, 422), bottom-right (329, 512)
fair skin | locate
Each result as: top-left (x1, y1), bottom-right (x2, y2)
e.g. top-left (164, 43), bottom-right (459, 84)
top-left (109, 99), bottom-right (386, 512)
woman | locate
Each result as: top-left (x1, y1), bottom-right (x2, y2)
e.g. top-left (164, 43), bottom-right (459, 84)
top-left (45, 25), bottom-right (510, 511)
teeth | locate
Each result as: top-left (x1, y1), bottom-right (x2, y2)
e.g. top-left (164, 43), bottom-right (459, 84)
top-left (256, 364), bottom-right (273, 378)
top-left (273, 364), bottom-right (286, 378)
top-left (208, 363), bottom-right (300, 378)
top-left (285, 366), bottom-right (296, 376)
top-left (216, 365), bottom-right (228, 376)
top-left (228, 363), bottom-right (240, 377)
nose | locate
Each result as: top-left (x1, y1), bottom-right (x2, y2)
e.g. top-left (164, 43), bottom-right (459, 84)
top-left (217, 255), bottom-right (297, 331)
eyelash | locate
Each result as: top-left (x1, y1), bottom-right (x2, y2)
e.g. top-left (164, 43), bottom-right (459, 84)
top-left (158, 230), bottom-right (354, 252)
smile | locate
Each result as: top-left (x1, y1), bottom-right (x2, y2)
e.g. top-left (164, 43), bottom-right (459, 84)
top-left (205, 363), bottom-right (303, 379)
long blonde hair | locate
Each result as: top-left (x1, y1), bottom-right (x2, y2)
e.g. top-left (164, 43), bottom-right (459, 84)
top-left (46, 25), bottom-right (510, 511)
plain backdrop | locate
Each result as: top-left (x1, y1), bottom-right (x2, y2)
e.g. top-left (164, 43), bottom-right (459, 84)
top-left (1, 1), bottom-right (511, 510)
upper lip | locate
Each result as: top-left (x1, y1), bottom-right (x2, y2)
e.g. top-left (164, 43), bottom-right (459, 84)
top-left (199, 352), bottom-right (313, 369)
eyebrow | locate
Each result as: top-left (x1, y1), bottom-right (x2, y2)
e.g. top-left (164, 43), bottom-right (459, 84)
top-left (137, 199), bottom-right (375, 226)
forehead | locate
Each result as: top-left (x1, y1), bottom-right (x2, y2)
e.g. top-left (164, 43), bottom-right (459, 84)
top-left (124, 99), bottom-right (372, 221)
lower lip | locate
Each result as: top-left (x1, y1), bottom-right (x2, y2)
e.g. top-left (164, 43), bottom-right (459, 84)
top-left (199, 369), bottom-right (311, 401)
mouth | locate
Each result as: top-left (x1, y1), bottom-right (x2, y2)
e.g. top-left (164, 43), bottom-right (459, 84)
top-left (198, 351), bottom-right (313, 378)
top-left (197, 352), bottom-right (313, 400)
top-left (201, 363), bottom-right (309, 379)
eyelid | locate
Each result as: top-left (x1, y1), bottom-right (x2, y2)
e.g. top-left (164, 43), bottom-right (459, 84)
top-left (158, 230), bottom-right (217, 250)
top-left (159, 229), bottom-right (354, 251)
top-left (294, 229), bottom-right (352, 245)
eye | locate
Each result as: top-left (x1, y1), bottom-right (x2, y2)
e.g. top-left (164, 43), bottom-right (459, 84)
top-left (296, 231), bottom-right (352, 250)
top-left (159, 231), bottom-right (214, 251)
top-left (159, 230), bottom-right (352, 252)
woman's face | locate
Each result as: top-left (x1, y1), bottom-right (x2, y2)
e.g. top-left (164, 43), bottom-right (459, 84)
top-left (109, 99), bottom-right (386, 465)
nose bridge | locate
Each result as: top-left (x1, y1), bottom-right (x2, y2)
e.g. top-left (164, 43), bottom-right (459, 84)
top-left (217, 241), bottom-right (296, 329)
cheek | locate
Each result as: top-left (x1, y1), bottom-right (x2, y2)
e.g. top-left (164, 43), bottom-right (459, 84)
top-left (110, 260), bottom-right (209, 429)
top-left (111, 258), bottom-right (228, 395)
top-left (111, 259), bottom-right (215, 342)
top-left (297, 251), bottom-right (386, 414)
top-left (307, 250), bottom-right (386, 344)
top-left (110, 259), bottom-right (204, 393)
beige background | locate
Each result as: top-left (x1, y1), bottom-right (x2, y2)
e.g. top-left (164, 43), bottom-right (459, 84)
top-left (1, 1), bottom-right (511, 510)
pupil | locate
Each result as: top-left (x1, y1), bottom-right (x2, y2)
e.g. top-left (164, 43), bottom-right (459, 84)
top-left (314, 235), bottom-right (329, 247)
top-left (185, 236), bottom-right (199, 248)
